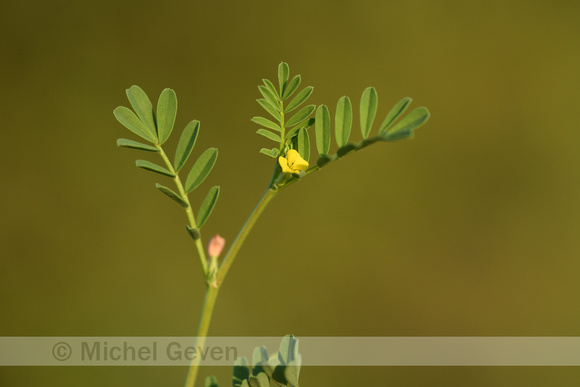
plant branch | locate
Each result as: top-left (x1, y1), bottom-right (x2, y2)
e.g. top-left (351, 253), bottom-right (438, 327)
top-left (216, 187), bottom-right (278, 285)
top-left (183, 285), bottom-right (219, 387)
top-left (157, 146), bottom-right (209, 274)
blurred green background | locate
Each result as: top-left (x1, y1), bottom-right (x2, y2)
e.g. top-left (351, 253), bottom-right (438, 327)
top-left (1, 0), bottom-right (580, 385)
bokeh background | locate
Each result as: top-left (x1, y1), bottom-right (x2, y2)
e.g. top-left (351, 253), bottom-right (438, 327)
top-left (1, 0), bottom-right (580, 385)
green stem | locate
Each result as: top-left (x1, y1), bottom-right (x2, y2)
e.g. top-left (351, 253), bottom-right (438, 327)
top-left (280, 153), bottom-right (342, 190)
top-left (157, 146), bottom-right (208, 274)
top-left (183, 172), bottom-right (279, 387)
top-left (182, 150), bottom-right (318, 386)
top-left (183, 284), bottom-right (219, 387)
top-left (217, 187), bottom-right (278, 285)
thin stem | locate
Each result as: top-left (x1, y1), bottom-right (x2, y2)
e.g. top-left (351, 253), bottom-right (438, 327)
top-left (183, 285), bottom-right (219, 387)
top-left (157, 146), bottom-right (208, 274)
top-left (217, 187), bottom-right (278, 285)
top-left (280, 153), bottom-right (341, 190)
top-left (183, 182), bottom-right (278, 387)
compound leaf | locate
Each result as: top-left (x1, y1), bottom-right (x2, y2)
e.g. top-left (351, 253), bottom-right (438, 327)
top-left (156, 88), bottom-right (177, 144)
top-left (185, 148), bottom-right (218, 193)
top-left (174, 120), bottom-right (200, 172)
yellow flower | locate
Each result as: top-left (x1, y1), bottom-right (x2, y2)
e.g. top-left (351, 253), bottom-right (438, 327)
top-left (279, 149), bottom-right (308, 174)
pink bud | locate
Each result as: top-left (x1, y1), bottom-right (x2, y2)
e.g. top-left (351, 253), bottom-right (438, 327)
top-left (207, 234), bottom-right (225, 258)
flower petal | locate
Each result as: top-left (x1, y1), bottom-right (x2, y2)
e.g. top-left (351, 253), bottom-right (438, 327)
top-left (286, 149), bottom-right (300, 165)
top-left (293, 157), bottom-right (309, 171)
top-left (278, 156), bottom-right (294, 174)
top-left (286, 149), bottom-right (309, 171)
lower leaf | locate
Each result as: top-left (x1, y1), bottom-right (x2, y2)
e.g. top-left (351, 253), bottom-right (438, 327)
top-left (135, 160), bottom-right (176, 177)
top-left (155, 183), bottom-right (188, 208)
top-left (117, 138), bottom-right (159, 152)
top-left (259, 148), bottom-right (280, 158)
top-left (197, 186), bottom-right (220, 228)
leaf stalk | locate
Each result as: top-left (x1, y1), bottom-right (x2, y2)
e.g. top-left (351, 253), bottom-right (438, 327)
top-left (157, 145), bottom-right (209, 275)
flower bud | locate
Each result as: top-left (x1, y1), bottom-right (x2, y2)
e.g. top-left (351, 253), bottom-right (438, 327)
top-left (207, 234), bottom-right (225, 258)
